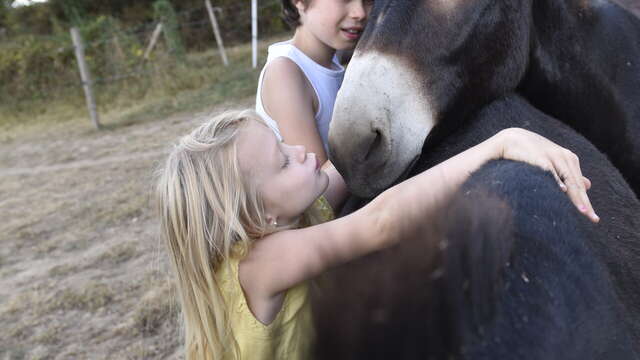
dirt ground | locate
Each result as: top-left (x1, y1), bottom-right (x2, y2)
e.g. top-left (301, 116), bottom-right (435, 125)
top-left (0, 97), bottom-right (252, 359)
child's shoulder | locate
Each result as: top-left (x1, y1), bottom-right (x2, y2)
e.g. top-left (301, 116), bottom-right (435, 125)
top-left (261, 56), bottom-right (315, 107)
top-left (264, 40), bottom-right (304, 76)
top-left (267, 39), bottom-right (297, 56)
top-left (265, 57), bottom-right (306, 85)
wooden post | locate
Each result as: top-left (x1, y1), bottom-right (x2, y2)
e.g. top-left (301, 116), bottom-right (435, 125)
top-left (144, 23), bottom-right (164, 60)
top-left (205, 0), bottom-right (229, 66)
top-left (70, 27), bottom-right (101, 130)
top-left (251, 0), bottom-right (258, 68)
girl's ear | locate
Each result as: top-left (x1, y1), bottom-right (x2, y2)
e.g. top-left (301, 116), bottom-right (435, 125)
top-left (292, 0), bottom-right (306, 13)
top-left (265, 213), bottom-right (278, 227)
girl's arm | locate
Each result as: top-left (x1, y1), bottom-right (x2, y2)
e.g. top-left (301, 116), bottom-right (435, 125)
top-left (241, 128), bottom-right (596, 299)
top-left (260, 57), bottom-right (328, 164)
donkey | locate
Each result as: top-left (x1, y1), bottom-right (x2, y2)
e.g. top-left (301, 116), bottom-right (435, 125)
top-left (315, 94), bottom-right (640, 359)
top-left (329, 0), bottom-right (640, 198)
top-left (317, 0), bottom-right (640, 357)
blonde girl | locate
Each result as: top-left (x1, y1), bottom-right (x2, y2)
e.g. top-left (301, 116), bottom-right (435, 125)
top-left (156, 110), bottom-right (597, 360)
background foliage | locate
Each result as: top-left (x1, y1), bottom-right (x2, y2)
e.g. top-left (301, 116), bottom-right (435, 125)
top-left (0, 0), bottom-right (287, 120)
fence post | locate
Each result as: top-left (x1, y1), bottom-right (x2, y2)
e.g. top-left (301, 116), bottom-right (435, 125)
top-left (70, 27), bottom-right (101, 130)
top-left (251, 0), bottom-right (258, 68)
top-left (205, 0), bottom-right (229, 66)
top-left (144, 23), bottom-right (164, 60)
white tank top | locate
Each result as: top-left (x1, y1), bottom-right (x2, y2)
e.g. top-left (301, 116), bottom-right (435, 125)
top-left (255, 40), bottom-right (345, 154)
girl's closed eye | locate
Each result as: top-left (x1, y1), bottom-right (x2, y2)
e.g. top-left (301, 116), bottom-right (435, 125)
top-left (279, 142), bottom-right (291, 168)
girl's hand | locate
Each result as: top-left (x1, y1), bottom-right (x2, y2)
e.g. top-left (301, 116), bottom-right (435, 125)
top-left (496, 128), bottom-right (599, 223)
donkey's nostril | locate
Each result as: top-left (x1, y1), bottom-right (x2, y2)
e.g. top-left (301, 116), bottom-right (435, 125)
top-left (364, 129), bottom-right (384, 162)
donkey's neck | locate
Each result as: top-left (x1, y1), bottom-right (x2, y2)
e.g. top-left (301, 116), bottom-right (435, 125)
top-left (523, 0), bottom-right (638, 112)
top-left (525, 0), bottom-right (614, 102)
top-left (521, 0), bottom-right (640, 193)
top-left (522, 0), bottom-right (638, 149)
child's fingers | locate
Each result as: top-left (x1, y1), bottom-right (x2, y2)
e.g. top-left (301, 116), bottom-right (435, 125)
top-left (556, 155), bottom-right (599, 223)
top-left (551, 168), bottom-right (568, 192)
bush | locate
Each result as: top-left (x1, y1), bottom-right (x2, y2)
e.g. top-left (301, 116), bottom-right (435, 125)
top-left (0, 15), bottom-right (146, 107)
top-left (0, 35), bottom-right (76, 102)
top-left (0, 1), bottom-right (287, 127)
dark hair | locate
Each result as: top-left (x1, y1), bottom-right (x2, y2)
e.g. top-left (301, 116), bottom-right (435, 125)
top-left (281, 0), bottom-right (307, 28)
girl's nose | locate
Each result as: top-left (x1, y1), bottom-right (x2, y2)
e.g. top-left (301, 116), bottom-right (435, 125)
top-left (350, 1), bottom-right (367, 20)
top-left (294, 144), bottom-right (306, 162)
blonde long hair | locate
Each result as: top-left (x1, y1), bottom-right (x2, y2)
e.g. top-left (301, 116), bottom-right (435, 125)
top-left (156, 109), bottom-right (275, 360)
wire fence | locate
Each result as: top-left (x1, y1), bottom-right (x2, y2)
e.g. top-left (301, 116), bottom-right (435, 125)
top-left (0, 0), bottom-right (287, 127)
top-left (77, 0), bottom-right (281, 84)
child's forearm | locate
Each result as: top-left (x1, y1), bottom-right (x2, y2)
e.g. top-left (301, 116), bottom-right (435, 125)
top-left (370, 131), bottom-right (504, 246)
top-left (315, 132), bottom-right (504, 265)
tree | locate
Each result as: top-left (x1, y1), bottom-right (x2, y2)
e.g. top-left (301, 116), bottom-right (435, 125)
top-left (0, 0), bottom-right (12, 30)
top-left (48, 0), bottom-right (86, 26)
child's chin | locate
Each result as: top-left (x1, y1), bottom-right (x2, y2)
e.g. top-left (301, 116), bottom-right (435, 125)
top-left (340, 43), bottom-right (357, 51)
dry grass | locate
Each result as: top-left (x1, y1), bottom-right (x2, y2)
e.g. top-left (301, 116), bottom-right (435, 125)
top-left (130, 281), bottom-right (179, 337)
top-left (97, 242), bottom-right (138, 265)
top-left (48, 263), bottom-right (81, 277)
top-left (0, 35), bottom-right (273, 359)
top-left (48, 282), bottom-right (115, 312)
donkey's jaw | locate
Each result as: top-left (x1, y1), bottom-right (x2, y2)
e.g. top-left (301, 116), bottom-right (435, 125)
top-left (330, 51), bottom-right (435, 197)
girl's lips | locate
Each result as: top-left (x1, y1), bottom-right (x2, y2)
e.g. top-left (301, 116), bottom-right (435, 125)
top-left (308, 152), bottom-right (320, 170)
top-left (341, 29), bottom-right (362, 40)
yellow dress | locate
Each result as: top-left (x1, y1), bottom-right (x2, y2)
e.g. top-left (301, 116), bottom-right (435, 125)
top-left (216, 196), bottom-right (335, 359)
